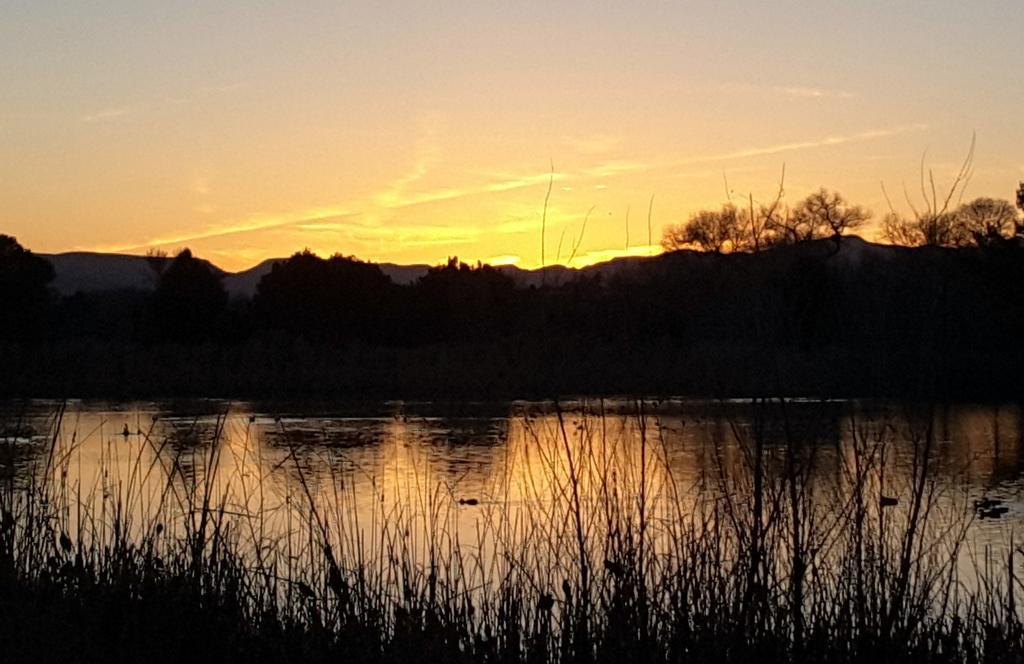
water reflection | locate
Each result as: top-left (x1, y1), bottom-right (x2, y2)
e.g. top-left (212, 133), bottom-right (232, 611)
top-left (1, 399), bottom-right (1021, 569)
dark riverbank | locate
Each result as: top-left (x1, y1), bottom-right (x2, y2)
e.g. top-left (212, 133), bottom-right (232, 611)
top-left (3, 236), bottom-right (1022, 401)
top-left (1, 338), bottom-right (1020, 401)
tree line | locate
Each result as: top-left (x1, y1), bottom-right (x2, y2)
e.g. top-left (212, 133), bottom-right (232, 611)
top-left (1, 180), bottom-right (1022, 398)
top-left (661, 182), bottom-right (1024, 253)
top-left (0, 241), bottom-right (522, 347)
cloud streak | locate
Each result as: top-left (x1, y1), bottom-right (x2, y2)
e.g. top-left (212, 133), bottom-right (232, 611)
top-left (582, 161), bottom-right (650, 178)
top-left (678, 123), bottom-right (930, 165)
top-left (775, 86), bottom-right (855, 99)
top-left (379, 170), bottom-right (565, 210)
top-left (720, 83), bottom-right (857, 101)
top-left (297, 220), bottom-right (482, 246)
top-left (83, 123), bottom-right (927, 263)
top-left (85, 165), bottom-right (558, 254)
top-left (88, 207), bottom-right (360, 253)
top-left (81, 107), bottom-right (133, 123)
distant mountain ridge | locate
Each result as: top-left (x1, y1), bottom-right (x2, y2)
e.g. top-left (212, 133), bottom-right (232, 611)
top-left (40, 236), bottom-right (904, 299)
top-left (39, 250), bottom-right (654, 297)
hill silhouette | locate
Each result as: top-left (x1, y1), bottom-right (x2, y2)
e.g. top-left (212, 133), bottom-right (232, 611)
top-left (42, 251), bottom-right (224, 295)
top-left (41, 251), bottom-right (646, 297)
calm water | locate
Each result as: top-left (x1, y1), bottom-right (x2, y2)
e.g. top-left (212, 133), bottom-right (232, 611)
top-left (2, 398), bottom-right (1022, 582)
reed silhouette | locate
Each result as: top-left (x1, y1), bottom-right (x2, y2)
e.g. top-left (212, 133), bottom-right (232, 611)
top-left (0, 401), bottom-right (1021, 663)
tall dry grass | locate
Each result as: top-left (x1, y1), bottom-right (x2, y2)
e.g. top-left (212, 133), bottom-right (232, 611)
top-left (0, 400), bottom-right (1020, 663)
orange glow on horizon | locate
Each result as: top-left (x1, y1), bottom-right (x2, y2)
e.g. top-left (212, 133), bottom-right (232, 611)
top-left (3, 3), bottom-right (1021, 272)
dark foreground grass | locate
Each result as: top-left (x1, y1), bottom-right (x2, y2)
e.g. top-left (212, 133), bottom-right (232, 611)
top-left (0, 402), bottom-right (1022, 663)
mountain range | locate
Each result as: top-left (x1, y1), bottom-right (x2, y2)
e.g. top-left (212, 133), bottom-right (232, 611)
top-left (38, 251), bottom-right (650, 298)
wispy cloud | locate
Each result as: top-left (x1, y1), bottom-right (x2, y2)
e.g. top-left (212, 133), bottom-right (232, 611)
top-left (85, 119), bottom-right (926, 263)
top-left (83, 81), bottom-right (246, 124)
top-left (297, 219), bottom-right (478, 243)
top-left (85, 160), bottom-right (564, 256)
top-left (88, 207), bottom-right (359, 253)
top-left (379, 170), bottom-right (565, 210)
top-left (720, 83), bottom-right (857, 100)
top-left (374, 114), bottom-right (444, 207)
top-left (81, 106), bottom-right (133, 123)
top-left (774, 86), bottom-right (856, 100)
top-left (582, 161), bottom-right (649, 178)
top-left (679, 124), bottom-right (930, 165)
top-left (296, 214), bottom-right (549, 249)
top-left (372, 114), bottom-right (575, 210)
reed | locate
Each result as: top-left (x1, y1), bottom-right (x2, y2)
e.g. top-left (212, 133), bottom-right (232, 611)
top-left (0, 400), bottom-right (1019, 663)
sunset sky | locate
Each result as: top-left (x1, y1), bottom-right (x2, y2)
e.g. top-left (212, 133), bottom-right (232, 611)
top-left (3, 1), bottom-right (1022, 271)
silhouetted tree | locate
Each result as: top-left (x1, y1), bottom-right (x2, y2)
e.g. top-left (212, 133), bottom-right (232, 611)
top-left (738, 195), bottom-right (787, 252)
top-left (661, 183), bottom-right (870, 253)
top-left (662, 205), bottom-right (743, 253)
top-left (0, 235), bottom-right (54, 342)
top-left (761, 189), bottom-right (869, 247)
top-left (881, 211), bottom-right (971, 247)
top-left (150, 248), bottom-right (227, 343)
top-left (880, 136), bottom-right (977, 248)
top-left (254, 250), bottom-right (392, 342)
top-left (882, 198), bottom-right (1021, 248)
top-left (413, 257), bottom-right (516, 342)
top-left (782, 188), bottom-right (870, 243)
top-left (955, 197), bottom-right (1020, 246)
top-left (880, 212), bottom-right (919, 247)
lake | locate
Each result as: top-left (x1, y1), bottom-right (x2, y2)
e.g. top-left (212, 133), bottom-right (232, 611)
top-left (2, 398), bottom-right (1020, 590)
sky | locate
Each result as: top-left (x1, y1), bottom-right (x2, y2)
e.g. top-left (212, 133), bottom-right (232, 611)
top-left (2, 1), bottom-right (1022, 271)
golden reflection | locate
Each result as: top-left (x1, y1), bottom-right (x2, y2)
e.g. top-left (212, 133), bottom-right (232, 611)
top-left (6, 400), bottom-right (1021, 583)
